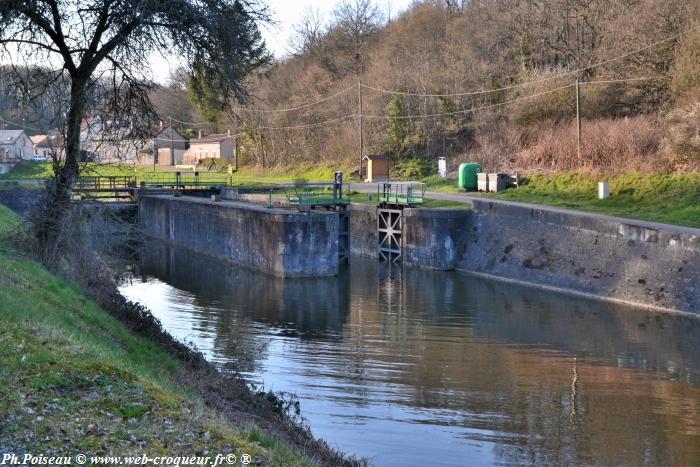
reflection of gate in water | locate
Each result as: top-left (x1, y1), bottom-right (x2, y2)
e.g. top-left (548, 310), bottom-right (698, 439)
top-left (378, 208), bottom-right (402, 262)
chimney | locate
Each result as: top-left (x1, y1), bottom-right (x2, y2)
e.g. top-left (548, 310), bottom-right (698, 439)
top-left (227, 129), bottom-right (231, 137)
top-left (198, 130), bottom-right (202, 139)
top-left (159, 120), bottom-right (164, 130)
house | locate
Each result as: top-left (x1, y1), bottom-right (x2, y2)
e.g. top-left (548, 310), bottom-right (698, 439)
top-left (363, 154), bottom-right (390, 182)
top-left (0, 130), bottom-right (33, 160)
top-left (31, 132), bottom-right (65, 159)
top-left (84, 119), bottom-right (144, 163)
top-left (137, 123), bottom-right (188, 166)
top-left (182, 130), bottom-right (235, 165)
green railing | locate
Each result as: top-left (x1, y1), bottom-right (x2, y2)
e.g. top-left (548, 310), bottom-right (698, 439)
top-left (139, 172), bottom-right (231, 188)
top-left (378, 181), bottom-right (425, 206)
top-left (280, 183), bottom-right (350, 207)
top-left (75, 176), bottom-right (135, 190)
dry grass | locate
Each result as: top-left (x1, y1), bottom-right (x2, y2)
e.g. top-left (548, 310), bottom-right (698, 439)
top-left (465, 115), bottom-right (696, 174)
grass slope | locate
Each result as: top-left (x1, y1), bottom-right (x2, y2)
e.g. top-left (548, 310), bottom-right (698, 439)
top-left (424, 173), bottom-right (699, 227)
top-left (489, 173), bottom-right (700, 228)
top-left (0, 205), bottom-right (312, 465)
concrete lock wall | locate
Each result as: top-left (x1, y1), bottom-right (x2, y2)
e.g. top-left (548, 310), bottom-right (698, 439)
top-left (347, 204), bottom-right (378, 258)
top-left (0, 187), bottom-right (42, 218)
top-left (139, 195), bottom-right (340, 277)
top-left (402, 208), bottom-right (471, 270)
top-left (458, 199), bottom-right (700, 314)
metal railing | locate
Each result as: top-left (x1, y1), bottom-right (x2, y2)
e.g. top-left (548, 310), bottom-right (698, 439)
top-left (139, 171), bottom-right (231, 188)
top-left (280, 182), bottom-right (350, 207)
top-left (378, 181), bottom-right (425, 206)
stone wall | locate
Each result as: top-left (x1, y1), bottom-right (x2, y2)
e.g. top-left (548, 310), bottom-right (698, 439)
top-left (139, 191), bottom-right (700, 313)
top-left (459, 199), bottom-right (700, 314)
top-left (0, 187), bottom-right (41, 218)
top-left (402, 208), bottom-right (470, 270)
top-left (139, 195), bottom-right (339, 277)
top-left (347, 203), bottom-right (377, 257)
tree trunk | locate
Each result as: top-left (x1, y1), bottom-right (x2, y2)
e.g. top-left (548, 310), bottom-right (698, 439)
top-left (34, 77), bottom-right (87, 263)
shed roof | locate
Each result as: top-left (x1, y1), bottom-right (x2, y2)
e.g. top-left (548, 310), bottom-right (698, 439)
top-left (363, 154), bottom-right (389, 161)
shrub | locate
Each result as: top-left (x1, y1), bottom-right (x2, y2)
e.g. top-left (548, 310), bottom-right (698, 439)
top-left (663, 103), bottom-right (700, 171)
top-left (671, 24), bottom-right (700, 106)
top-left (390, 158), bottom-right (434, 179)
top-left (197, 157), bottom-right (234, 172)
top-left (517, 116), bottom-right (664, 173)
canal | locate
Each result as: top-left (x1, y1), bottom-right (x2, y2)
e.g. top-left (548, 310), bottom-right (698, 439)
top-left (119, 242), bottom-right (700, 466)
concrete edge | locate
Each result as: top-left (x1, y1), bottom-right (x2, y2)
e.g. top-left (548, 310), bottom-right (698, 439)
top-left (467, 197), bottom-right (700, 236)
top-left (456, 268), bottom-right (700, 320)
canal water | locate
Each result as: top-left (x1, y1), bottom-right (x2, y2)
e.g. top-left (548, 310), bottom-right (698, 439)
top-left (118, 242), bottom-right (700, 466)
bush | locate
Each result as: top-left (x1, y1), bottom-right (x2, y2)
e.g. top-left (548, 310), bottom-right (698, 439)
top-left (196, 157), bottom-right (234, 172)
top-left (390, 158), bottom-right (435, 179)
top-left (462, 115), bottom-right (669, 174)
top-left (517, 116), bottom-right (664, 173)
top-left (671, 24), bottom-right (700, 106)
top-left (664, 103), bottom-right (700, 170)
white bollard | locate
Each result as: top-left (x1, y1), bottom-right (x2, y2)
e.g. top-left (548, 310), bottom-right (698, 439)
top-left (598, 181), bottom-right (610, 199)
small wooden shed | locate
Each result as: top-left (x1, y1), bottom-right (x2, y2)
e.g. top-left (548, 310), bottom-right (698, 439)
top-left (363, 154), bottom-right (389, 182)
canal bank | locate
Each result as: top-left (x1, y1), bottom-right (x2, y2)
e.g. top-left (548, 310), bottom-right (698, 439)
top-left (0, 204), bottom-right (357, 466)
top-left (138, 193), bottom-right (699, 315)
top-left (459, 199), bottom-right (700, 315)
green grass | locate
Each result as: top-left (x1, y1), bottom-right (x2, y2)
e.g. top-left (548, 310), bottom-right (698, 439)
top-left (421, 176), bottom-right (463, 194)
top-left (0, 161), bottom-right (177, 180)
top-left (0, 161), bottom-right (351, 185)
top-left (487, 173), bottom-right (700, 228)
top-left (344, 190), bottom-right (469, 209)
top-left (0, 204), bottom-right (313, 464)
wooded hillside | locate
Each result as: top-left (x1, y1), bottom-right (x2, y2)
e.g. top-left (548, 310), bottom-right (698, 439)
top-left (5, 0), bottom-right (695, 176)
top-left (217, 0), bottom-right (698, 175)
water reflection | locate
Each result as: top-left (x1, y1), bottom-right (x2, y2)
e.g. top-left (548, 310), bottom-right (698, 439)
top-left (120, 241), bottom-right (700, 466)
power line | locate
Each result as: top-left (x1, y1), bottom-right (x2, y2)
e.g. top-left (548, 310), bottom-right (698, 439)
top-left (360, 84), bottom-right (576, 120)
top-left (239, 115), bottom-right (356, 133)
top-left (359, 26), bottom-right (695, 98)
top-left (168, 117), bottom-right (211, 126)
top-left (241, 84), bottom-right (358, 114)
top-left (582, 76), bottom-right (662, 86)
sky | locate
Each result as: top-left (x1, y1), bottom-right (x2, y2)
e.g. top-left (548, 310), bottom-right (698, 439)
top-left (151, 0), bottom-right (413, 83)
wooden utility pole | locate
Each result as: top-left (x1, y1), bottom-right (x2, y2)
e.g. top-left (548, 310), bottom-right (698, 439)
top-left (358, 81), bottom-right (364, 181)
top-left (169, 115), bottom-right (174, 166)
top-left (575, 75), bottom-right (582, 163)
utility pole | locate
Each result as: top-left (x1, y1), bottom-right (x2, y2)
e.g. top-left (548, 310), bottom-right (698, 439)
top-left (575, 74), bottom-right (582, 164)
top-left (358, 81), bottom-right (364, 181)
top-left (169, 116), bottom-right (174, 166)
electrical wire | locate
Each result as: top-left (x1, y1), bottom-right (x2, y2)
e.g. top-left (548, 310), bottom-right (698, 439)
top-left (254, 114), bottom-right (355, 131)
top-left (360, 84), bottom-right (576, 120)
top-left (582, 76), bottom-right (662, 86)
top-left (241, 84), bottom-right (358, 114)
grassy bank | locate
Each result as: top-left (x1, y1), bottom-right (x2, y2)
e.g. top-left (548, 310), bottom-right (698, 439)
top-left (0, 162), bottom-right (350, 184)
top-left (423, 173), bottom-right (699, 228)
top-left (0, 205), bottom-right (320, 464)
top-left (487, 173), bottom-right (700, 228)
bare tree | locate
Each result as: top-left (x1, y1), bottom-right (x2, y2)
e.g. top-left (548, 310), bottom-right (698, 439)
top-left (0, 0), bottom-right (270, 258)
top-left (289, 7), bottom-right (325, 59)
top-left (331, 0), bottom-right (383, 74)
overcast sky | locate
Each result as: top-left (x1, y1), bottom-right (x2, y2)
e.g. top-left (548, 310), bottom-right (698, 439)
top-left (151, 0), bottom-right (413, 83)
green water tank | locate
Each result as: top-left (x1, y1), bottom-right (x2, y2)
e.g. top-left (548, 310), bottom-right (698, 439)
top-left (458, 163), bottom-right (482, 191)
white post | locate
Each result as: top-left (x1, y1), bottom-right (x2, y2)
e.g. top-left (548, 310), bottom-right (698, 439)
top-left (598, 181), bottom-right (609, 199)
top-left (438, 157), bottom-right (447, 178)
